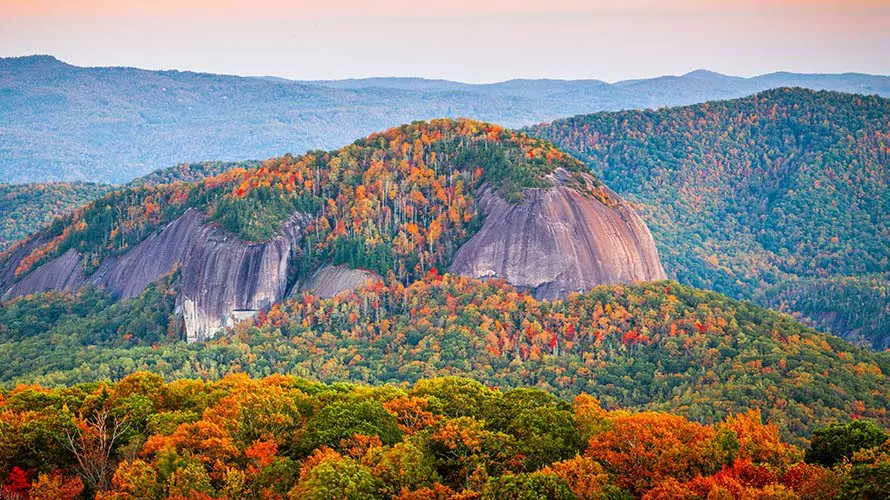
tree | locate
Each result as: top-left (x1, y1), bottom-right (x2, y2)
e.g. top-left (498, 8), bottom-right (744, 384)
top-left (586, 412), bottom-right (715, 495)
top-left (65, 409), bottom-right (129, 493)
top-left (364, 441), bottom-right (440, 496)
top-left (805, 420), bottom-right (888, 466)
top-left (541, 456), bottom-right (614, 499)
top-left (301, 400), bottom-right (403, 453)
top-left (27, 472), bottom-right (84, 500)
top-left (482, 472), bottom-right (575, 500)
top-left (100, 459), bottom-right (161, 500)
top-left (289, 457), bottom-right (383, 500)
top-left (838, 444), bottom-right (890, 499)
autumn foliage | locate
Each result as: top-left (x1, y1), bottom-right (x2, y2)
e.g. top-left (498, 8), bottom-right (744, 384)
top-left (0, 373), bottom-right (886, 499)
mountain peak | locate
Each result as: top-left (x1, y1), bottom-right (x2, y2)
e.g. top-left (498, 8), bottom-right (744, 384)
top-left (0, 54), bottom-right (67, 69)
top-left (681, 69), bottom-right (735, 81)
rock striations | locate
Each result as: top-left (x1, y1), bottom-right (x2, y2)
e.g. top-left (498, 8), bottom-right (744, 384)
top-left (0, 209), bottom-right (310, 342)
top-left (178, 213), bottom-right (306, 342)
top-left (450, 169), bottom-right (666, 299)
top-left (4, 248), bottom-right (84, 298)
top-left (291, 265), bottom-right (380, 299)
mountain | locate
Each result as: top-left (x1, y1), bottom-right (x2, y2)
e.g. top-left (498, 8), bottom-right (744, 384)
top-left (0, 115), bottom-right (887, 486)
top-left (0, 119), bottom-right (885, 443)
top-left (0, 161), bottom-right (255, 252)
top-left (530, 88), bottom-right (890, 349)
top-left (0, 119), bottom-right (664, 342)
top-left (2, 54), bottom-right (889, 183)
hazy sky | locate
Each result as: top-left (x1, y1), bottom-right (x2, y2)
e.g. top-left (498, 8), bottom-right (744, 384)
top-left (2, 0), bottom-right (888, 82)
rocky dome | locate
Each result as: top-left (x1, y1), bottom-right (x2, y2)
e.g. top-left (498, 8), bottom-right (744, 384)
top-left (450, 168), bottom-right (665, 299)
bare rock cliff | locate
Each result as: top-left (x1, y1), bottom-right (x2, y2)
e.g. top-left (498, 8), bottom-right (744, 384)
top-left (292, 264), bottom-right (380, 299)
top-left (3, 248), bottom-right (85, 298)
top-left (178, 215), bottom-right (306, 342)
top-left (1, 209), bottom-right (310, 343)
top-left (450, 169), bottom-right (666, 299)
top-left (88, 209), bottom-right (205, 300)
top-left (0, 238), bottom-right (46, 292)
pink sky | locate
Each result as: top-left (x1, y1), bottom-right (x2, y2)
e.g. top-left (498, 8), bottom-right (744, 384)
top-left (2, 0), bottom-right (888, 81)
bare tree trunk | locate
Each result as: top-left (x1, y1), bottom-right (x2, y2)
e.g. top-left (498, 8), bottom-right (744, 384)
top-left (65, 409), bottom-right (128, 493)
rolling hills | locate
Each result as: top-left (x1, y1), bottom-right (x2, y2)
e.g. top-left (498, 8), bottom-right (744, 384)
top-left (3, 54), bottom-right (889, 183)
top-left (0, 118), bottom-right (885, 451)
top-left (531, 88), bottom-right (890, 349)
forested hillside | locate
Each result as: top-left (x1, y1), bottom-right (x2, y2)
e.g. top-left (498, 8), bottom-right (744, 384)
top-left (0, 183), bottom-right (110, 250)
top-left (2, 373), bottom-right (888, 499)
top-left (2, 119), bottom-right (594, 287)
top-left (0, 89), bottom-right (888, 499)
top-left (531, 88), bottom-right (890, 348)
top-left (0, 161), bottom-right (252, 252)
top-left (4, 54), bottom-right (889, 183)
top-left (2, 275), bottom-right (887, 446)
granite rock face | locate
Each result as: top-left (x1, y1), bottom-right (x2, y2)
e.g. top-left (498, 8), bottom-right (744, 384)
top-left (450, 169), bottom-right (666, 299)
top-left (293, 264), bottom-right (380, 299)
top-left (88, 209), bottom-right (205, 300)
top-left (2, 248), bottom-right (85, 298)
top-left (1, 209), bottom-right (310, 343)
top-left (178, 215), bottom-right (306, 342)
top-left (0, 238), bottom-right (45, 293)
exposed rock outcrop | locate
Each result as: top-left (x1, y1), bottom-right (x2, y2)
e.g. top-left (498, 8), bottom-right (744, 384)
top-left (88, 209), bottom-right (205, 299)
top-left (1, 165), bottom-right (665, 342)
top-left (178, 215), bottom-right (306, 342)
top-left (450, 169), bottom-right (666, 299)
top-left (0, 237), bottom-right (49, 293)
top-left (292, 264), bottom-right (380, 299)
top-left (3, 248), bottom-right (85, 298)
top-left (1, 209), bottom-right (310, 343)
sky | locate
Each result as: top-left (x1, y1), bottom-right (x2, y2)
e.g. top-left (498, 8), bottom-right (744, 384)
top-left (1, 0), bottom-right (888, 82)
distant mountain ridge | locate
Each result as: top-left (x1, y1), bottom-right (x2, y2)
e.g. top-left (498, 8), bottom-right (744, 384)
top-left (2, 54), bottom-right (889, 183)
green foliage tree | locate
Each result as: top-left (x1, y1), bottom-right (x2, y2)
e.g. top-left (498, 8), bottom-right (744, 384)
top-left (301, 400), bottom-right (403, 453)
top-left (290, 458), bottom-right (382, 500)
top-left (482, 472), bottom-right (575, 500)
top-left (805, 420), bottom-right (889, 466)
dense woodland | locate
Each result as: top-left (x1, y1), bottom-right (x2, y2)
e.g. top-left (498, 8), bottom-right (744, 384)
top-left (531, 88), bottom-right (890, 348)
top-left (0, 183), bottom-right (111, 252)
top-left (1, 275), bottom-right (887, 447)
top-left (1, 373), bottom-right (888, 499)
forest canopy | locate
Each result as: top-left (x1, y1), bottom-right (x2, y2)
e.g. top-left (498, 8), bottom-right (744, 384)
top-left (531, 88), bottom-right (890, 348)
top-left (1, 373), bottom-right (887, 499)
top-left (1, 276), bottom-right (886, 446)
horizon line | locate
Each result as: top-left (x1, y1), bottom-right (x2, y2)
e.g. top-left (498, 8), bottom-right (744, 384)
top-left (4, 53), bottom-right (889, 86)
